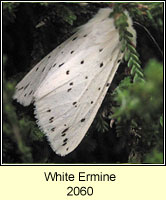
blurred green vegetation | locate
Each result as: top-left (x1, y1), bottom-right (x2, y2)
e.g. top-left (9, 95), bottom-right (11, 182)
top-left (112, 59), bottom-right (163, 164)
top-left (3, 2), bottom-right (164, 164)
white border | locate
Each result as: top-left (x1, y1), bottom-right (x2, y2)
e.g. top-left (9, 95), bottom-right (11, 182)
top-left (1, 1), bottom-right (165, 166)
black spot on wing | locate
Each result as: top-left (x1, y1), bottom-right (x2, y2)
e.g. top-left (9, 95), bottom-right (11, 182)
top-left (72, 102), bottom-right (77, 105)
top-left (59, 63), bottom-right (64, 67)
top-left (67, 88), bottom-right (72, 92)
top-left (83, 34), bottom-right (87, 37)
top-left (100, 62), bottom-right (103, 68)
top-left (72, 37), bottom-right (77, 41)
top-left (91, 101), bottom-right (93, 104)
top-left (106, 83), bottom-right (110, 87)
top-left (42, 67), bottom-right (45, 72)
top-left (47, 109), bottom-right (51, 112)
top-left (62, 127), bottom-right (69, 134)
top-left (48, 55), bottom-right (51, 58)
top-left (117, 59), bottom-right (121, 63)
top-left (63, 138), bottom-right (68, 143)
top-left (81, 60), bottom-right (84, 64)
top-left (69, 82), bottom-right (73, 86)
top-left (81, 118), bottom-right (85, 122)
top-left (99, 48), bottom-right (103, 52)
top-left (36, 67), bottom-right (39, 71)
top-left (18, 87), bottom-right (24, 91)
top-left (85, 76), bottom-right (88, 79)
top-left (49, 117), bottom-right (54, 123)
top-left (62, 142), bottom-right (67, 146)
top-left (53, 63), bottom-right (57, 67)
top-left (29, 90), bottom-right (33, 95)
top-left (71, 51), bottom-right (74, 54)
top-left (66, 70), bottom-right (70, 75)
top-left (24, 93), bottom-right (27, 97)
top-left (51, 127), bottom-right (55, 132)
top-left (98, 87), bottom-right (101, 90)
top-left (24, 83), bottom-right (30, 90)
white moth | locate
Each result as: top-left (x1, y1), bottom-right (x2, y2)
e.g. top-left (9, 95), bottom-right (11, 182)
top-left (13, 8), bottom-right (136, 156)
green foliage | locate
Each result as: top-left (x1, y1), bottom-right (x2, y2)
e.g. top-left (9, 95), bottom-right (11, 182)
top-left (3, 71), bottom-right (50, 163)
top-left (112, 59), bottom-right (163, 119)
top-left (3, 2), bottom-right (163, 164)
top-left (106, 3), bottom-right (163, 163)
top-left (2, 2), bottom-right (20, 22)
top-left (111, 59), bottom-right (163, 163)
top-left (111, 3), bottom-right (144, 82)
top-left (54, 4), bottom-right (77, 25)
top-left (95, 112), bottom-right (109, 133)
top-left (143, 149), bottom-right (163, 164)
top-left (3, 56), bottom-right (47, 163)
top-left (119, 2), bottom-right (163, 32)
top-left (3, 72), bottom-right (32, 163)
top-left (3, 2), bottom-right (20, 14)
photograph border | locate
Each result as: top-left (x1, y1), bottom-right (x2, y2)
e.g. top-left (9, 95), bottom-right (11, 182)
top-left (1, 0), bottom-right (165, 167)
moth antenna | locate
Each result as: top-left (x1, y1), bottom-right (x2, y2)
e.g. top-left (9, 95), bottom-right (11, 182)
top-left (134, 21), bottom-right (163, 58)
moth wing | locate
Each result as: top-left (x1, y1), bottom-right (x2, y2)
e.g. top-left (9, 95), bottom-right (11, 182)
top-left (13, 7), bottom-right (115, 107)
top-left (13, 48), bottom-right (58, 106)
top-left (34, 15), bottom-right (123, 155)
top-left (12, 30), bottom-right (85, 106)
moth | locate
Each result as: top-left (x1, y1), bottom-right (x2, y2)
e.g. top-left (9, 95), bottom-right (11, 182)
top-left (13, 8), bottom-right (136, 156)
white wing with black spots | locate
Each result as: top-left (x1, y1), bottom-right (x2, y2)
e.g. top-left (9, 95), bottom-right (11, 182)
top-left (13, 8), bottom-right (136, 156)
